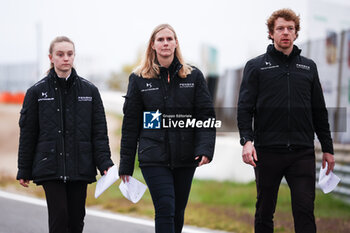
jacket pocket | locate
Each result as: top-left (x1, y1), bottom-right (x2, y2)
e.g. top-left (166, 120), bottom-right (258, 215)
top-left (122, 95), bottom-right (130, 114)
top-left (32, 141), bottom-right (57, 178)
top-left (19, 108), bottom-right (27, 128)
top-left (138, 131), bottom-right (167, 163)
top-left (179, 131), bottom-right (195, 162)
top-left (78, 142), bottom-right (97, 176)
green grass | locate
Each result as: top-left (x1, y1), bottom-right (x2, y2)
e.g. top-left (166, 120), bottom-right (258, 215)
top-left (82, 166), bottom-right (350, 232)
top-left (190, 180), bottom-right (257, 209)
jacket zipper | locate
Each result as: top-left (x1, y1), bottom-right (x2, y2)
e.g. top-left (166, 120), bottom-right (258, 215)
top-left (159, 65), bottom-right (182, 169)
top-left (287, 67), bottom-right (291, 148)
top-left (160, 72), bottom-right (171, 168)
top-left (58, 88), bottom-right (67, 182)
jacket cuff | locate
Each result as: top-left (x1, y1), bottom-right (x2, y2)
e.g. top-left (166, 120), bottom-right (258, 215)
top-left (239, 133), bottom-right (254, 142)
top-left (16, 169), bottom-right (33, 180)
top-left (321, 146), bottom-right (334, 155)
top-left (195, 145), bottom-right (214, 161)
top-left (118, 166), bottom-right (134, 176)
top-left (97, 160), bottom-right (114, 175)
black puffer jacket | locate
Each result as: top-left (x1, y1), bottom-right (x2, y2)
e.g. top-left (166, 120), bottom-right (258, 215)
top-left (119, 58), bottom-right (216, 176)
top-left (17, 68), bottom-right (114, 184)
top-left (237, 45), bottom-right (333, 154)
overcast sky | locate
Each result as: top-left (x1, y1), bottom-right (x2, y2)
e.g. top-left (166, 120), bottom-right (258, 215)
top-left (1, 0), bottom-right (350, 77)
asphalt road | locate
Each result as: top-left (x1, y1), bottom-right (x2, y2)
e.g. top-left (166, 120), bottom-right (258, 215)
top-left (0, 190), bottom-right (229, 233)
top-left (0, 191), bottom-right (154, 233)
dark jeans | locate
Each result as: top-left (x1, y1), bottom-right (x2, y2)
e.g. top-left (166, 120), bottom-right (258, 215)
top-left (42, 180), bottom-right (88, 233)
top-left (254, 148), bottom-right (316, 233)
top-left (141, 166), bottom-right (196, 233)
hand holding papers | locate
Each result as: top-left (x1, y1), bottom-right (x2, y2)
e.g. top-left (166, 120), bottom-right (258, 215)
top-left (95, 165), bottom-right (147, 203)
top-left (318, 163), bottom-right (341, 194)
top-left (95, 165), bottom-right (119, 198)
top-left (119, 177), bottom-right (147, 203)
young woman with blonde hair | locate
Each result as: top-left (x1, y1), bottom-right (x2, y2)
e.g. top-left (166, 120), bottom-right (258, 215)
top-left (119, 24), bottom-right (216, 233)
top-left (17, 36), bottom-right (113, 233)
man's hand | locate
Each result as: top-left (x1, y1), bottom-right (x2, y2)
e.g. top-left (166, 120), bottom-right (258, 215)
top-left (242, 141), bottom-right (258, 167)
top-left (19, 179), bottom-right (30, 188)
top-left (322, 152), bottom-right (335, 175)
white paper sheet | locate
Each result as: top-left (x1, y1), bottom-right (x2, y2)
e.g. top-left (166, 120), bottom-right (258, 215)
top-left (119, 177), bottom-right (147, 203)
top-left (318, 163), bottom-right (341, 194)
top-left (95, 165), bottom-right (119, 198)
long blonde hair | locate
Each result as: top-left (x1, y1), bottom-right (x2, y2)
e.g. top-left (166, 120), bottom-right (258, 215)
top-left (48, 36), bottom-right (75, 71)
top-left (135, 24), bottom-right (192, 79)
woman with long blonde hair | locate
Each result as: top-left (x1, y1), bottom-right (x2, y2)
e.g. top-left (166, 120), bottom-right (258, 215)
top-left (119, 24), bottom-right (216, 233)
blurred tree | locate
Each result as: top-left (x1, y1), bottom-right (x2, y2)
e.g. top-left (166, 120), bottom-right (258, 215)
top-left (108, 49), bottom-right (143, 92)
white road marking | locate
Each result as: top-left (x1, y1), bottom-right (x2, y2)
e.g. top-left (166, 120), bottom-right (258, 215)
top-left (0, 189), bottom-right (223, 233)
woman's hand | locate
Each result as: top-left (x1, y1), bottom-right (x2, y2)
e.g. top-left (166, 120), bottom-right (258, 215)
top-left (120, 175), bottom-right (130, 183)
top-left (103, 166), bottom-right (112, 175)
top-left (19, 179), bottom-right (30, 188)
top-left (195, 155), bottom-right (210, 167)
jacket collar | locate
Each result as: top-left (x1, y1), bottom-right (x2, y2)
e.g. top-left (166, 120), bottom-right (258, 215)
top-left (48, 67), bottom-right (78, 78)
top-left (267, 44), bottom-right (301, 61)
top-left (159, 56), bottom-right (183, 78)
top-left (48, 68), bottom-right (78, 89)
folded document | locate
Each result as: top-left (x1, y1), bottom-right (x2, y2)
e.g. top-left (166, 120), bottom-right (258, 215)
top-left (119, 177), bottom-right (147, 203)
top-left (95, 165), bottom-right (119, 198)
top-left (318, 163), bottom-right (341, 194)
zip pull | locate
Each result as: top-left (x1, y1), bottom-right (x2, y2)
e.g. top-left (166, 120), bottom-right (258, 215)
top-left (167, 71), bottom-right (170, 83)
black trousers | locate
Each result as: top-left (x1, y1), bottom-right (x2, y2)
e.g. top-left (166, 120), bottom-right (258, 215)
top-left (42, 180), bottom-right (88, 233)
top-left (141, 166), bottom-right (196, 233)
top-left (254, 148), bottom-right (316, 233)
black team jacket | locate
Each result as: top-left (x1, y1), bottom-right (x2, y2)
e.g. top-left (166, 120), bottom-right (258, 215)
top-left (119, 57), bottom-right (216, 176)
top-left (237, 44), bottom-right (333, 154)
top-left (17, 68), bottom-right (114, 184)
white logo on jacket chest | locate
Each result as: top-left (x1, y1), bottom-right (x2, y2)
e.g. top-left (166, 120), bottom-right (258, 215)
top-left (260, 62), bottom-right (279, 70)
top-left (141, 82), bottom-right (159, 92)
top-left (78, 96), bottom-right (92, 101)
top-left (296, 64), bottom-right (310, 70)
top-left (179, 83), bottom-right (194, 88)
top-left (38, 92), bottom-right (54, 101)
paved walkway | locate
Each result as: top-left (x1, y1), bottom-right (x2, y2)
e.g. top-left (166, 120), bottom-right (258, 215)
top-left (0, 189), bottom-right (231, 233)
